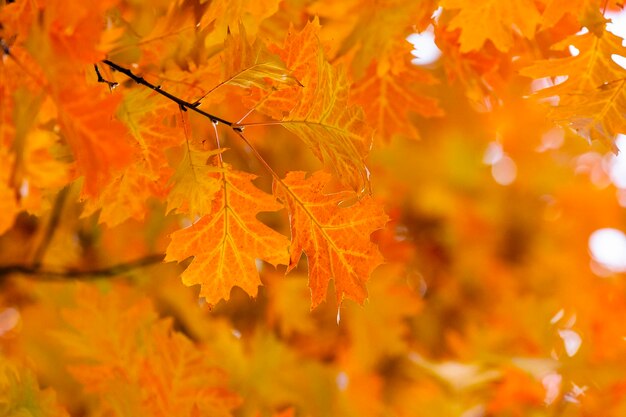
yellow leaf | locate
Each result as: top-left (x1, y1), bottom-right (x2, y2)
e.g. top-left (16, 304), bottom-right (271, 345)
top-left (165, 166), bottom-right (289, 305)
top-left (220, 23), bottom-right (300, 90)
top-left (274, 171), bottom-right (388, 308)
top-left (351, 55), bottom-right (443, 143)
top-left (252, 19), bottom-right (373, 192)
top-left (166, 147), bottom-right (224, 217)
top-left (440, 0), bottom-right (541, 52)
top-left (521, 29), bottom-right (626, 149)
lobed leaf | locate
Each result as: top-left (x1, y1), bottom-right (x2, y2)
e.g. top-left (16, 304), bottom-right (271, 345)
top-left (166, 166), bottom-right (289, 305)
top-left (274, 171), bottom-right (388, 308)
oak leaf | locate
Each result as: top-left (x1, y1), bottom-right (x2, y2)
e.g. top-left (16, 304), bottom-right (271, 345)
top-left (274, 171), bottom-right (388, 308)
top-left (56, 86), bottom-right (135, 196)
top-left (251, 19), bottom-right (373, 192)
top-left (521, 29), bottom-right (626, 150)
top-left (221, 23), bottom-right (300, 91)
top-left (351, 55), bottom-right (443, 142)
top-left (166, 147), bottom-right (224, 217)
top-left (56, 285), bottom-right (239, 417)
top-left (440, 0), bottom-right (541, 52)
top-left (166, 166), bottom-right (289, 305)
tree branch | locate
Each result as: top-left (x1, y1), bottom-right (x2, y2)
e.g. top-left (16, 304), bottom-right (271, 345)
top-left (101, 60), bottom-right (234, 127)
top-left (0, 254), bottom-right (166, 281)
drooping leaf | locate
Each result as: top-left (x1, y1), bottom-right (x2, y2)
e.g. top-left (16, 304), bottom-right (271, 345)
top-left (81, 162), bottom-right (165, 226)
top-left (251, 18), bottom-right (373, 192)
top-left (166, 147), bottom-right (224, 217)
top-left (220, 23), bottom-right (299, 91)
top-left (440, 0), bottom-right (541, 52)
top-left (308, 0), bottom-right (438, 76)
top-left (351, 53), bottom-right (443, 142)
top-left (56, 86), bottom-right (136, 196)
top-left (117, 88), bottom-right (184, 176)
top-left (165, 166), bottom-right (289, 305)
top-left (521, 29), bottom-right (626, 150)
top-left (274, 171), bottom-right (387, 308)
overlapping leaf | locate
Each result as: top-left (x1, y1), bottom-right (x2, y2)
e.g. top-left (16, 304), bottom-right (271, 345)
top-left (0, 356), bottom-right (69, 417)
top-left (351, 55), bottom-right (443, 142)
top-left (56, 285), bottom-right (239, 417)
top-left (274, 171), bottom-right (387, 308)
top-left (307, 0), bottom-right (437, 75)
top-left (521, 29), bottom-right (626, 149)
top-left (440, 0), bottom-right (541, 52)
top-left (220, 23), bottom-right (299, 90)
top-left (56, 86), bottom-right (135, 196)
top-left (166, 166), bottom-right (289, 304)
top-left (83, 89), bottom-right (184, 225)
top-left (251, 19), bottom-right (373, 192)
top-left (166, 147), bottom-right (224, 217)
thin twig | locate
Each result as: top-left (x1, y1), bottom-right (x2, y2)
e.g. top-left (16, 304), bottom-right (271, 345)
top-left (94, 64), bottom-right (118, 90)
top-left (101, 60), bottom-right (233, 126)
top-left (0, 254), bottom-right (166, 281)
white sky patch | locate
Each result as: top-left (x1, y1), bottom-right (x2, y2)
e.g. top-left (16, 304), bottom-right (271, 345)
top-left (606, 9), bottom-right (626, 69)
top-left (19, 180), bottom-right (29, 198)
top-left (542, 372), bottom-right (562, 405)
top-left (568, 45), bottom-right (580, 57)
top-left (336, 372), bottom-right (349, 391)
top-left (537, 127), bottom-right (565, 152)
top-left (483, 141), bottom-right (504, 165)
top-left (551, 308), bottom-right (565, 324)
top-left (483, 141), bottom-right (516, 186)
top-left (491, 156), bottom-right (517, 186)
top-left (407, 25), bottom-right (442, 66)
top-left (558, 329), bottom-right (582, 357)
top-left (0, 308), bottom-right (20, 336)
top-left (589, 228), bottom-right (626, 272)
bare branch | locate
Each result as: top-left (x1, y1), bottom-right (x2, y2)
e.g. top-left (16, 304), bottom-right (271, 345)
top-left (0, 254), bottom-right (166, 281)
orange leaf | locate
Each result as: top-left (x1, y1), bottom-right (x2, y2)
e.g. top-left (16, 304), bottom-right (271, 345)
top-left (351, 58), bottom-right (443, 142)
top-left (56, 86), bottom-right (135, 196)
top-left (220, 23), bottom-right (299, 91)
top-left (251, 18), bottom-right (373, 192)
top-left (440, 0), bottom-right (541, 52)
top-left (521, 29), bottom-right (626, 150)
top-left (165, 166), bottom-right (289, 305)
top-left (274, 171), bottom-right (388, 308)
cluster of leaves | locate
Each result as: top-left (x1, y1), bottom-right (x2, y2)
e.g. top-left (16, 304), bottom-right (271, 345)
top-left (1, 0), bottom-right (626, 416)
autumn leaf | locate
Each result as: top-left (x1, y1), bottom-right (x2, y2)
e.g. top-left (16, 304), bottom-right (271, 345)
top-left (166, 147), bottom-right (224, 217)
top-left (308, 0), bottom-right (437, 75)
top-left (56, 86), bottom-right (135, 196)
top-left (0, 356), bottom-right (69, 417)
top-left (56, 285), bottom-right (240, 417)
top-left (249, 18), bottom-right (373, 192)
top-left (521, 29), bottom-right (626, 150)
top-left (274, 171), bottom-right (388, 308)
top-left (351, 53), bottom-right (443, 142)
top-left (440, 0), bottom-right (541, 52)
top-left (220, 23), bottom-right (300, 91)
top-left (165, 166), bottom-right (289, 305)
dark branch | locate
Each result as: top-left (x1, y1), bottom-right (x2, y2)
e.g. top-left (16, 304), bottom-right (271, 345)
top-left (101, 60), bottom-right (234, 127)
top-left (0, 254), bottom-right (166, 281)
top-left (94, 64), bottom-right (118, 90)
